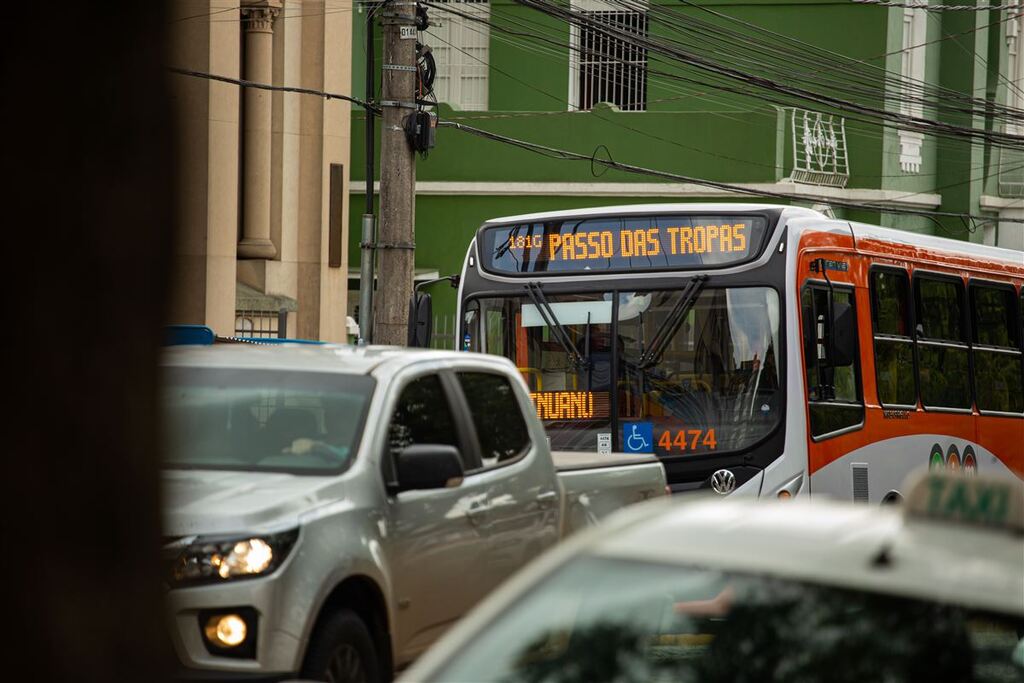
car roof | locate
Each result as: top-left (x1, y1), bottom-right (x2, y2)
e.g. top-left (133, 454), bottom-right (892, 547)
top-left (586, 496), bottom-right (1024, 616)
top-left (162, 343), bottom-right (501, 376)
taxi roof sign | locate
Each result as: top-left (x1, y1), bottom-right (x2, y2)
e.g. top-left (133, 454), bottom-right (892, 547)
top-left (905, 471), bottom-right (1024, 534)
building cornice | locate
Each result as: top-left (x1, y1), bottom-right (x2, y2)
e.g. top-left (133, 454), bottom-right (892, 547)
top-left (980, 194), bottom-right (1024, 211)
top-left (352, 181), bottom-right (942, 209)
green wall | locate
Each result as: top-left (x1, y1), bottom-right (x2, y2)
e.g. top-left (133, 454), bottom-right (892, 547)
top-left (349, 0), bottom-right (1012, 322)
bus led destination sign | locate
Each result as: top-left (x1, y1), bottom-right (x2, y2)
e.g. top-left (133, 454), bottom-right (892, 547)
top-left (482, 215), bottom-right (768, 275)
top-left (530, 390), bottom-right (611, 421)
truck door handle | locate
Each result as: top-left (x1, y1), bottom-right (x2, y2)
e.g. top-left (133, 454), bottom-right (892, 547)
top-left (536, 491), bottom-right (558, 508)
top-left (466, 503), bottom-right (488, 525)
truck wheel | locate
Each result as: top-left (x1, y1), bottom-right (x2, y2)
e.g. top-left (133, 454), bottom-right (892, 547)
top-left (302, 609), bottom-right (381, 683)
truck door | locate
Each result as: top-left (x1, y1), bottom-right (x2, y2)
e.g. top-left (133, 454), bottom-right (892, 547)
top-left (382, 372), bottom-right (492, 663)
top-left (450, 370), bottom-right (562, 596)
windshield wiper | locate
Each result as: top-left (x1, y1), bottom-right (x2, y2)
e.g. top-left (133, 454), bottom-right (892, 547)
top-left (525, 282), bottom-right (587, 369)
top-left (638, 275), bottom-right (707, 369)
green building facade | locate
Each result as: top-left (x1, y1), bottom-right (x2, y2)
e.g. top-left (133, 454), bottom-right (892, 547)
top-left (349, 0), bottom-right (1024, 333)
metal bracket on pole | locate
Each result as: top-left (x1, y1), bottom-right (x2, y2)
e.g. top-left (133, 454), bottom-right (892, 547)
top-left (382, 64), bottom-right (418, 72)
top-left (379, 99), bottom-right (419, 109)
top-left (378, 14), bottom-right (417, 25)
top-left (369, 241), bottom-right (416, 250)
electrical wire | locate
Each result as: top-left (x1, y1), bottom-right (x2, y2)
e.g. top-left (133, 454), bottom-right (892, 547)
top-left (438, 119), bottom-right (1019, 230)
top-left (417, 11), bottom-right (1002, 179)
top-left (514, 0), bottom-right (1024, 149)
top-left (924, 8), bottom-right (1024, 101)
top-left (608, 0), bottom-right (1024, 129)
top-left (165, 66), bottom-right (1017, 230)
top-left (424, 0), bottom-right (1024, 159)
top-left (543, 0), bottom-right (1023, 132)
top-left (413, 7), bottom-right (993, 189)
top-left (167, 67), bottom-right (379, 111)
top-left (671, 0), bottom-right (1024, 117)
top-left (852, 0), bottom-right (1020, 9)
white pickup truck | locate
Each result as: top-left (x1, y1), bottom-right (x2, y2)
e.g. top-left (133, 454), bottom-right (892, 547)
top-left (161, 342), bottom-right (666, 682)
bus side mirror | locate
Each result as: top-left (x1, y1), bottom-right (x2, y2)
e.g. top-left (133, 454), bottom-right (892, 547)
top-left (407, 291), bottom-right (433, 347)
top-left (830, 301), bottom-right (856, 367)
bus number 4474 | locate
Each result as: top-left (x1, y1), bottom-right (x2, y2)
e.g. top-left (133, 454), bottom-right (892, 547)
top-left (658, 429), bottom-right (717, 452)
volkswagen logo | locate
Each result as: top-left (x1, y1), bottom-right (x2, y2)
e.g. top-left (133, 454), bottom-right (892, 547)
top-left (710, 469), bottom-right (736, 495)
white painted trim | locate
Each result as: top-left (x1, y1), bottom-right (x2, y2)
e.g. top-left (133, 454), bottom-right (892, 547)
top-left (352, 181), bottom-right (942, 208)
top-left (898, 129), bottom-right (923, 174)
top-left (980, 194), bottom-right (1024, 211)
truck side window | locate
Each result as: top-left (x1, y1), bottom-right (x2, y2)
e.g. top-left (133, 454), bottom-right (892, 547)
top-left (385, 375), bottom-right (462, 483)
top-left (456, 372), bottom-right (531, 468)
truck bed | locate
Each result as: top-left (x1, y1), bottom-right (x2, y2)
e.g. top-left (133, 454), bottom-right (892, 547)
top-left (552, 450), bottom-right (660, 471)
top-left (552, 451), bottom-right (666, 535)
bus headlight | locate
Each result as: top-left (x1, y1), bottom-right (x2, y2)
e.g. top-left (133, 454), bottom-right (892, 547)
top-left (168, 529), bottom-right (298, 587)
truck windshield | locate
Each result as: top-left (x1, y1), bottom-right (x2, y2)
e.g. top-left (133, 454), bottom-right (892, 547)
top-left (463, 286), bottom-right (781, 455)
top-left (163, 368), bottom-right (375, 475)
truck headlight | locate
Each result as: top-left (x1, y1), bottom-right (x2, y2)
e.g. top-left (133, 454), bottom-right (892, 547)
top-left (168, 529), bottom-right (298, 587)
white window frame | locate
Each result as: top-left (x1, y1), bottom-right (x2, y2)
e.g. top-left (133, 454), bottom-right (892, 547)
top-left (1005, 4), bottom-right (1024, 135)
top-left (423, 1), bottom-right (490, 111)
top-left (898, 3), bottom-right (927, 173)
top-left (567, 0), bottom-right (648, 112)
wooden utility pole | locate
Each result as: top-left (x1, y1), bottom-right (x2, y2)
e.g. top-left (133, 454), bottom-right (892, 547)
top-left (375, 1), bottom-right (418, 345)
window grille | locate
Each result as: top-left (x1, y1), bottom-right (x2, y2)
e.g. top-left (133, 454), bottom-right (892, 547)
top-left (783, 108), bottom-right (849, 188)
top-left (423, 0), bottom-right (490, 111)
top-left (572, 10), bottom-right (648, 111)
top-left (234, 310), bottom-right (283, 339)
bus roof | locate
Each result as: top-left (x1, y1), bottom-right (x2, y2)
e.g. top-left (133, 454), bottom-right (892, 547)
top-left (846, 221), bottom-right (1024, 270)
top-left (481, 203), bottom-right (823, 226)
top-left (475, 203), bottom-right (1023, 276)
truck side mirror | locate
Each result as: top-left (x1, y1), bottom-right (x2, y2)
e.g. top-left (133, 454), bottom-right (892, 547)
top-left (407, 291), bottom-right (433, 348)
top-left (830, 300), bottom-right (856, 367)
top-left (395, 444), bottom-right (463, 492)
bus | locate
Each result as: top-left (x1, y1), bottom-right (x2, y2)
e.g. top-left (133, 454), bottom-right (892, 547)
top-left (454, 203), bottom-right (1024, 500)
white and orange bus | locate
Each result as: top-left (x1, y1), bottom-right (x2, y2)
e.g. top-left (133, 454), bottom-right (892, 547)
top-left (454, 203), bottom-right (1024, 500)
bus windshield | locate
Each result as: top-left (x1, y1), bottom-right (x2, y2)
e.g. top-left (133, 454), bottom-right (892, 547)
top-left (463, 286), bottom-right (781, 456)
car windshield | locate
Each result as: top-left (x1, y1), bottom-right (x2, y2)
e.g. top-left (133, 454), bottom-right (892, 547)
top-left (434, 555), bottom-right (1024, 683)
top-left (163, 368), bottom-right (375, 475)
top-left (463, 286), bottom-right (781, 455)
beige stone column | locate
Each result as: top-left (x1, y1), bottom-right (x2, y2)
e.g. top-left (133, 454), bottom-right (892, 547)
top-left (168, 1), bottom-right (241, 335)
top-left (239, 0), bottom-right (282, 259)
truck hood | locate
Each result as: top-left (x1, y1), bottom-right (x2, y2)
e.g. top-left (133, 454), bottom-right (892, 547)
top-left (162, 469), bottom-right (338, 536)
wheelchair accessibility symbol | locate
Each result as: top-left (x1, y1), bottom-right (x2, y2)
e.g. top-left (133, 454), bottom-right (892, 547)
top-left (623, 422), bottom-right (654, 454)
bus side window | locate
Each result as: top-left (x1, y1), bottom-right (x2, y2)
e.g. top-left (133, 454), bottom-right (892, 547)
top-left (970, 282), bottom-right (1023, 415)
top-left (801, 282), bottom-right (864, 439)
top-left (914, 275), bottom-right (971, 411)
top-left (870, 268), bottom-right (916, 407)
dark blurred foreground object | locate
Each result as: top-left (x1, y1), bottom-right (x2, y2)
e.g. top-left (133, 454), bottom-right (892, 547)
top-left (0, 4), bottom-right (173, 682)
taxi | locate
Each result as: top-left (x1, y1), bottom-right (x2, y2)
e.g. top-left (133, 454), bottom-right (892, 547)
top-left (400, 472), bottom-right (1024, 682)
